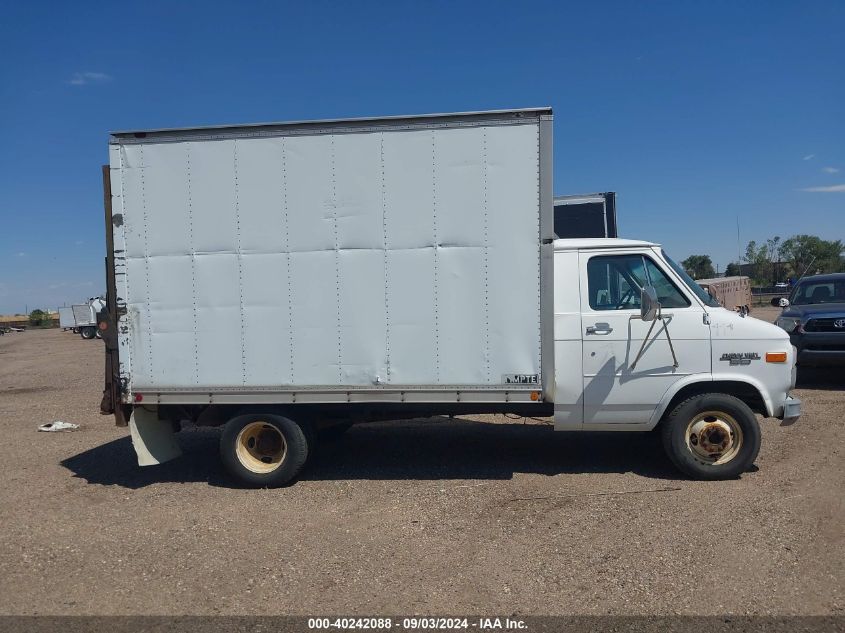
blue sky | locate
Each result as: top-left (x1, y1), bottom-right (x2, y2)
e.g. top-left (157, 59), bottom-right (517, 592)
top-left (1, 0), bottom-right (843, 313)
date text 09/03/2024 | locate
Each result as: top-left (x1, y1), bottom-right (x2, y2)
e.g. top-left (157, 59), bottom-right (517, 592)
top-left (307, 617), bottom-right (527, 630)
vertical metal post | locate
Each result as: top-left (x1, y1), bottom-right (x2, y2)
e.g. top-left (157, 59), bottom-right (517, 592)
top-left (99, 164), bottom-right (127, 426)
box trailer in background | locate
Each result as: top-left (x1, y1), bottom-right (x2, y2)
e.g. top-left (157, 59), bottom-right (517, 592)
top-left (98, 108), bottom-right (800, 487)
top-left (58, 307), bottom-right (76, 330)
top-left (72, 298), bottom-right (106, 339)
top-left (553, 192), bottom-right (617, 238)
top-left (697, 277), bottom-right (752, 313)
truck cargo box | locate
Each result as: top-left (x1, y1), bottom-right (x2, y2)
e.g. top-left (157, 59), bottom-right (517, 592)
top-left (106, 109), bottom-right (554, 404)
top-left (71, 303), bottom-right (95, 327)
top-left (58, 307), bottom-right (75, 329)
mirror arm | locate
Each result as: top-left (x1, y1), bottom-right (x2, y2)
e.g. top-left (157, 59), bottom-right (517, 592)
top-left (630, 316), bottom-right (658, 370)
top-left (660, 307), bottom-right (680, 368)
top-left (630, 305), bottom-right (680, 371)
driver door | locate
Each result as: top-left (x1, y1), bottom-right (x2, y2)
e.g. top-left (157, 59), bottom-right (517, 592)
top-left (579, 250), bottom-right (711, 426)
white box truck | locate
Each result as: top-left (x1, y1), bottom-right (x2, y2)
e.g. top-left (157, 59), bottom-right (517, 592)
top-left (72, 298), bottom-right (106, 339)
top-left (97, 108), bottom-right (801, 486)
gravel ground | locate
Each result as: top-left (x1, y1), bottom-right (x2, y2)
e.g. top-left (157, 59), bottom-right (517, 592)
top-left (0, 312), bottom-right (842, 616)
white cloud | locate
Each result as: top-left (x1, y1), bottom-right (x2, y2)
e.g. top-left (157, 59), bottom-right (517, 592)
top-left (74, 240), bottom-right (84, 245)
top-left (16, 252), bottom-right (25, 257)
top-left (822, 167), bottom-right (840, 174)
top-left (802, 154), bottom-right (815, 160)
top-left (798, 184), bottom-right (845, 192)
top-left (67, 71), bottom-right (112, 86)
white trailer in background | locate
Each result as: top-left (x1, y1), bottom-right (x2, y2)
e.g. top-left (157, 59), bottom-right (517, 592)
top-left (58, 307), bottom-right (76, 330)
top-left (98, 108), bottom-right (800, 487)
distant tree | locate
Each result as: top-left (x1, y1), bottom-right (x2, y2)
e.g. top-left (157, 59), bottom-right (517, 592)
top-left (744, 238), bottom-right (783, 285)
top-left (744, 240), bottom-right (765, 271)
top-left (681, 255), bottom-right (716, 279)
top-left (724, 262), bottom-right (742, 277)
top-left (29, 309), bottom-right (46, 326)
top-left (780, 235), bottom-right (844, 278)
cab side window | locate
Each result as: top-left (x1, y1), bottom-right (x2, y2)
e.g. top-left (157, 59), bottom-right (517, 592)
top-left (587, 254), bottom-right (690, 311)
top-left (643, 258), bottom-right (690, 308)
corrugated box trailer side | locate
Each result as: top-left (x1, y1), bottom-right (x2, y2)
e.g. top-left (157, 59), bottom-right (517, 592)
top-left (105, 109), bottom-right (554, 408)
top-left (697, 276), bottom-right (752, 311)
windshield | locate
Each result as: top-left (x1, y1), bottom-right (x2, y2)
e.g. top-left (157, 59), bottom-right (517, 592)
top-left (791, 278), bottom-right (845, 305)
top-left (661, 250), bottom-right (721, 307)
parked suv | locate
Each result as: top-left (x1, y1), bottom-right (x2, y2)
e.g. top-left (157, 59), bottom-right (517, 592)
top-left (772, 273), bottom-right (845, 366)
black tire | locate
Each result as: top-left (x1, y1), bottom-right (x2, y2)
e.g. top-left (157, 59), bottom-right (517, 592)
top-left (661, 393), bottom-right (761, 480)
top-left (220, 413), bottom-right (309, 487)
top-left (80, 326), bottom-right (96, 340)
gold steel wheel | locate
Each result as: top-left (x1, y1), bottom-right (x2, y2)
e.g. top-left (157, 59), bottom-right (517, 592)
top-left (685, 411), bottom-right (743, 466)
top-left (235, 421), bottom-right (287, 474)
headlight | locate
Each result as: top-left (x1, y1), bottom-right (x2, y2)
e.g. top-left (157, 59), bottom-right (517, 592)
top-left (776, 317), bottom-right (802, 332)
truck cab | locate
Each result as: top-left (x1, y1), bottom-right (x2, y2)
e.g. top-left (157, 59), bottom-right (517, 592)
top-left (552, 239), bottom-right (800, 479)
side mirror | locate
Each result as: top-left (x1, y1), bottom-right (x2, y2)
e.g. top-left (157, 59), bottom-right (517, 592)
top-left (641, 286), bottom-right (660, 322)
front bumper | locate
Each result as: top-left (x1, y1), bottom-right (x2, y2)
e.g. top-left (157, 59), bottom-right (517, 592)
top-left (778, 395), bottom-right (802, 427)
top-left (790, 332), bottom-right (845, 366)
top-left (797, 348), bottom-right (845, 366)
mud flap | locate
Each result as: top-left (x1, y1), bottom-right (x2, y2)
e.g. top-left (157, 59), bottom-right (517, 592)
top-left (129, 406), bottom-right (182, 466)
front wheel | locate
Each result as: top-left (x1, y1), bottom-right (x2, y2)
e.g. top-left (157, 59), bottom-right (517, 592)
top-left (220, 414), bottom-right (309, 487)
top-left (80, 326), bottom-right (96, 340)
top-left (661, 393), bottom-right (761, 480)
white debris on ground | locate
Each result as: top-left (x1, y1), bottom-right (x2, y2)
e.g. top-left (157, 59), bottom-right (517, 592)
top-left (38, 421), bottom-right (80, 432)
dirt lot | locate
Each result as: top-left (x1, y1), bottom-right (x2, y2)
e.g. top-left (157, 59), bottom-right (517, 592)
top-left (0, 310), bottom-right (842, 616)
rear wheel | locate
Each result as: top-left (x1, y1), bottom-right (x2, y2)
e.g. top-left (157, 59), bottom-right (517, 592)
top-left (661, 393), bottom-right (761, 480)
top-left (220, 413), bottom-right (309, 487)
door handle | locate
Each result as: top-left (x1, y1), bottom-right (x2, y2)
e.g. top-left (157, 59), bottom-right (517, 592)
top-left (586, 323), bottom-right (613, 335)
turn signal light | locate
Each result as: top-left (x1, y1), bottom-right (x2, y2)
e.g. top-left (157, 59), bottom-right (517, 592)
top-left (530, 391), bottom-right (540, 401)
top-left (765, 352), bottom-right (787, 363)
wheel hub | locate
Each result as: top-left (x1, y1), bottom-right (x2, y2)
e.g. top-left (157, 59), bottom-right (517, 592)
top-left (686, 412), bottom-right (743, 465)
top-left (235, 422), bottom-right (287, 474)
